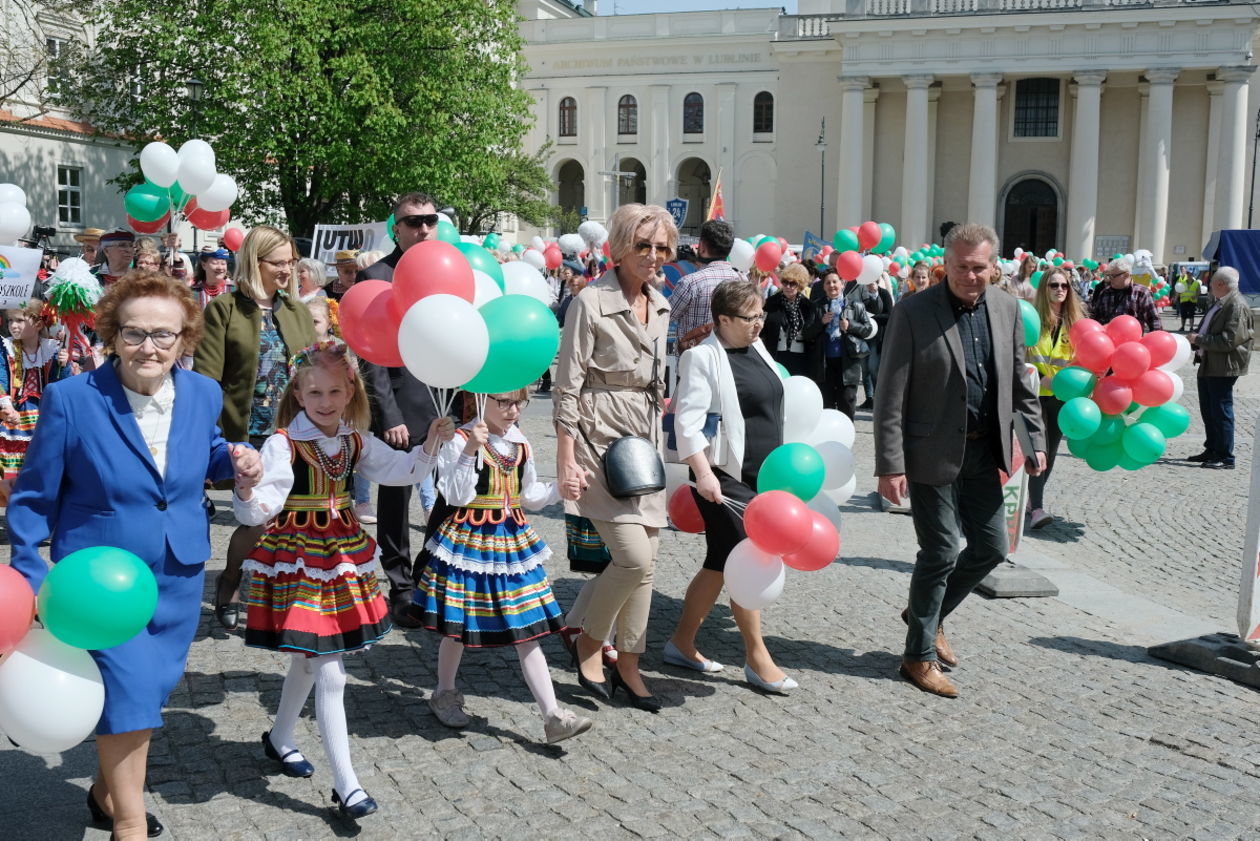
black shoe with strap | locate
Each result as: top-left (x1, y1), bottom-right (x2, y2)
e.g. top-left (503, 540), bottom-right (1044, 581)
top-left (87, 785), bottom-right (165, 838)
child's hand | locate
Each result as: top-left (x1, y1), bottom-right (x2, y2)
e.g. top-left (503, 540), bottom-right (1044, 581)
top-left (0, 405), bottom-right (19, 426)
top-left (231, 444), bottom-right (263, 492)
top-left (428, 416), bottom-right (456, 444)
top-left (56, 348), bottom-right (70, 366)
top-left (463, 421), bottom-right (489, 454)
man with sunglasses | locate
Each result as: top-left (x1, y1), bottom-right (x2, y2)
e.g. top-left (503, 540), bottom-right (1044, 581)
top-left (1089, 257), bottom-right (1161, 333)
top-left (357, 192), bottom-right (443, 627)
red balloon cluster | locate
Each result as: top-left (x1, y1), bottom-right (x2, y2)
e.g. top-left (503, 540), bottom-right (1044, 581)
top-left (743, 490), bottom-right (839, 571)
top-left (856, 221), bottom-right (882, 251)
top-left (1069, 316), bottom-right (1176, 411)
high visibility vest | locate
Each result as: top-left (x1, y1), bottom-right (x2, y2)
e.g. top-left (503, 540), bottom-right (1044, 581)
top-left (1027, 322), bottom-right (1074, 397)
top-left (1178, 277), bottom-right (1198, 303)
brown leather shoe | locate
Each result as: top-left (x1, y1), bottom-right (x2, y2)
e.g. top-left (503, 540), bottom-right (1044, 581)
top-left (900, 609), bottom-right (959, 667)
top-left (899, 659), bottom-right (959, 698)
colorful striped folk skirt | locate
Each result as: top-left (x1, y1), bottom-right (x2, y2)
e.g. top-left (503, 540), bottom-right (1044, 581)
top-left (242, 508), bottom-right (391, 655)
top-left (0, 407), bottom-right (39, 480)
top-left (415, 507), bottom-right (563, 647)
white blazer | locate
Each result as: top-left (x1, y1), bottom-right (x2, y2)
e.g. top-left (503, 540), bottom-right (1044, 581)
top-left (673, 332), bottom-right (780, 480)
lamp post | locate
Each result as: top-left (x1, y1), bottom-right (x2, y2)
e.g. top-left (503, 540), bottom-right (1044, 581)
top-left (184, 78), bottom-right (205, 250)
top-left (1249, 106), bottom-right (1260, 229)
top-left (816, 118), bottom-right (827, 236)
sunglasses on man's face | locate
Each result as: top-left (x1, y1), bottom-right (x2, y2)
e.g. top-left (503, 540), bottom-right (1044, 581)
top-left (397, 214), bottom-right (440, 229)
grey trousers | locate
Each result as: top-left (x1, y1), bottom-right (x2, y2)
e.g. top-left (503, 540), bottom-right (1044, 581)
top-left (904, 440), bottom-right (1008, 662)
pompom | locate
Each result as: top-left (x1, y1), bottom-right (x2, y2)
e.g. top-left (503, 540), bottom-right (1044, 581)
top-left (578, 221), bottom-right (607, 247)
top-left (557, 233), bottom-right (584, 256)
top-left (45, 257), bottom-right (103, 316)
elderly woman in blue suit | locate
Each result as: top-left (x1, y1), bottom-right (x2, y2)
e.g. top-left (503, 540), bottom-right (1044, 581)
top-left (8, 271), bottom-right (262, 841)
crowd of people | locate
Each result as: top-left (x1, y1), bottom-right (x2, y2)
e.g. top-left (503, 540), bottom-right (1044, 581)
top-left (3, 196), bottom-right (1252, 837)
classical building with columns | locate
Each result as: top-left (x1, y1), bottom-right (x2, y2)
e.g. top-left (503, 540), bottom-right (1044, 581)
top-left (519, 0), bottom-right (1260, 265)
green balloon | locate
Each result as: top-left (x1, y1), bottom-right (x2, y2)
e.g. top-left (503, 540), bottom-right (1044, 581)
top-left (436, 219), bottom-right (461, 245)
top-left (1066, 436), bottom-right (1093, 459)
top-left (37, 546), bottom-right (158, 650)
top-left (511, 244), bottom-right (525, 253)
top-left (124, 183), bottom-right (171, 223)
top-left (1030, 270), bottom-right (1044, 289)
top-left (167, 181), bottom-right (190, 212)
top-left (1052, 257), bottom-right (1064, 267)
top-left (1085, 440), bottom-right (1124, 472)
top-left (1121, 422), bottom-right (1165, 465)
top-left (1112, 253), bottom-right (1124, 261)
top-left (462, 295), bottom-right (559, 393)
top-left (1140, 403), bottom-right (1190, 438)
top-left (1050, 366), bottom-right (1097, 402)
top-left (873, 223), bottom-right (896, 255)
top-left (757, 443), bottom-right (825, 501)
top-left (774, 362), bottom-right (790, 380)
top-left (1058, 396), bottom-right (1102, 440)
top-left (1089, 414), bottom-right (1126, 446)
top-left (1018, 299), bottom-right (1041, 348)
top-left (1124, 401), bottom-right (1141, 415)
top-left (833, 229), bottom-right (860, 253)
top-left (455, 242), bottom-right (505, 288)
top-left (384, 212), bottom-right (396, 244)
top-left (482, 232), bottom-right (501, 251)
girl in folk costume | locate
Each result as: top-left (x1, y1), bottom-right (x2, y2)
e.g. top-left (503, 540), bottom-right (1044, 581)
top-left (0, 299), bottom-right (73, 480)
top-left (233, 340), bottom-right (453, 820)
top-left (415, 390), bottom-right (593, 745)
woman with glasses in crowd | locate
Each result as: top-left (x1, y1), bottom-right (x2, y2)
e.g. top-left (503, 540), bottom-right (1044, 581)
top-left (194, 225), bottom-right (316, 629)
top-left (761, 263), bottom-right (822, 377)
top-left (1026, 265), bottom-right (1087, 530)
top-left (553, 203), bottom-right (676, 713)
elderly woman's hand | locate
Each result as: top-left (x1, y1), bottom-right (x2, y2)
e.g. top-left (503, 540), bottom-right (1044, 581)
top-left (231, 444), bottom-right (263, 491)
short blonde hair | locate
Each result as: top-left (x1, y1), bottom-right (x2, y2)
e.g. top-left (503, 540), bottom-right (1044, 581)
top-left (355, 250), bottom-right (385, 270)
top-left (606, 203), bottom-right (678, 265)
top-left (944, 223), bottom-right (999, 261)
top-left (234, 225), bottom-right (299, 301)
top-left (778, 263), bottom-right (809, 289)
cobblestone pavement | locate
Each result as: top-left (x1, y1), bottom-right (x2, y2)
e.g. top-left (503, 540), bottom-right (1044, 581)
top-left (6, 312), bottom-right (1260, 840)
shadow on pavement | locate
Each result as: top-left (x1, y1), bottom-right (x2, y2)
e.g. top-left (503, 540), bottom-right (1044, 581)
top-left (1027, 635), bottom-right (1193, 671)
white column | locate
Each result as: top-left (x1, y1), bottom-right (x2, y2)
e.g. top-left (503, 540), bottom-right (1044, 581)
top-left (1202, 81), bottom-right (1223, 247)
top-left (1138, 68), bottom-right (1179, 263)
top-left (901, 74), bottom-right (934, 248)
top-left (927, 86), bottom-right (941, 237)
top-left (649, 85), bottom-right (670, 205)
top-left (837, 75), bottom-right (869, 227)
top-left (1065, 71), bottom-right (1106, 262)
top-left (1215, 66), bottom-right (1256, 231)
top-left (862, 87), bottom-right (880, 223)
top-left (716, 83), bottom-right (737, 226)
top-left (967, 73), bottom-right (1002, 227)
top-left (1132, 83), bottom-right (1150, 246)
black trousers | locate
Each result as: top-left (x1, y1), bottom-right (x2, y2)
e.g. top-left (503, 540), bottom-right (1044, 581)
top-left (376, 483), bottom-right (416, 604)
top-left (821, 355), bottom-right (857, 420)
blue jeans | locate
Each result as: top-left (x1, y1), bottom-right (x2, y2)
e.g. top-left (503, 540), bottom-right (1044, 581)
top-left (416, 474), bottom-right (436, 511)
top-left (353, 474), bottom-right (371, 505)
top-left (1198, 375), bottom-right (1238, 462)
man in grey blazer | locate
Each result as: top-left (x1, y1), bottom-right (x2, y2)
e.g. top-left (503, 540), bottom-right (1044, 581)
top-left (874, 223), bottom-right (1047, 698)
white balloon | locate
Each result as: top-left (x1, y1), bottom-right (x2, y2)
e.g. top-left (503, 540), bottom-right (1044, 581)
top-left (0, 201), bottom-right (31, 243)
top-left (665, 462), bottom-right (689, 500)
top-left (1174, 282), bottom-right (1186, 294)
top-left (398, 294), bottom-right (489, 389)
top-left (176, 139), bottom-right (217, 194)
top-left (0, 629), bottom-right (104, 754)
top-left (531, 235), bottom-right (546, 251)
top-left (501, 261), bottom-right (551, 306)
top-left (521, 249), bottom-right (546, 271)
top-left (139, 142), bottom-right (180, 188)
top-left (723, 539), bottom-right (786, 610)
top-left (1199, 284), bottom-right (1208, 295)
top-left (806, 492), bottom-right (843, 536)
top-left (437, 212), bottom-right (453, 225)
top-left (1168, 372), bottom-right (1185, 402)
top-left (858, 254), bottom-right (883, 285)
top-left (1159, 333), bottom-right (1193, 372)
top-left (1013, 247), bottom-right (1025, 259)
top-left (816, 441), bottom-right (856, 490)
top-left (0, 183), bottom-right (26, 207)
top-left (808, 408), bottom-right (856, 449)
top-left (728, 239), bottom-right (755, 272)
top-left (471, 269), bottom-right (503, 308)
top-left (195, 173), bottom-right (238, 213)
top-left (825, 474), bottom-right (858, 505)
top-left (781, 375), bottom-right (824, 443)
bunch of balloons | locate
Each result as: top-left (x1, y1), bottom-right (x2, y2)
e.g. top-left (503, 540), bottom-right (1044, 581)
top-left (0, 547), bottom-right (157, 754)
top-left (0, 182), bottom-right (31, 245)
top-left (339, 240), bottom-right (560, 395)
top-left (126, 140), bottom-right (239, 235)
top-left (1052, 316), bottom-right (1193, 471)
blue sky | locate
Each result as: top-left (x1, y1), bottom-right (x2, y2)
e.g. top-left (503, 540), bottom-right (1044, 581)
top-left (598, 1), bottom-right (799, 12)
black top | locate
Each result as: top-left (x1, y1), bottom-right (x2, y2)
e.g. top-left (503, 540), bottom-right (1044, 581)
top-left (947, 287), bottom-right (997, 436)
top-left (727, 346), bottom-right (784, 487)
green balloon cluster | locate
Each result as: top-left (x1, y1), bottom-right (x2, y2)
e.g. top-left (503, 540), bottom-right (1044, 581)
top-left (462, 295), bottom-right (560, 393)
top-left (757, 443), bottom-right (825, 501)
top-left (38, 546), bottom-right (158, 650)
top-left (1018, 299), bottom-right (1041, 348)
top-left (1050, 366), bottom-right (1096, 402)
top-left (124, 182), bottom-right (170, 222)
top-left (1063, 403), bottom-right (1181, 472)
top-left (456, 242), bottom-right (504, 288)
top-left (483, 232), bottom-right (501, 251)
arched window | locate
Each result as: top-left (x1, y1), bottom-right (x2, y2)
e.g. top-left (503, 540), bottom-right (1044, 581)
top-left (618, 94), bottom-right (638, 135)
top-left (753, 91), bottom-right (774, 134)
top-left (683, 92), bottom-right (704, 134)
top-left (558, 97), bottom-right (577, 137)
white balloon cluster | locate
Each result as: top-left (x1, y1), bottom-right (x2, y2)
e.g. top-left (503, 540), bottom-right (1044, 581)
top-left (140, 140), bottom-right (238, 213)
top-left (0, 183), bottom-right (31, 245)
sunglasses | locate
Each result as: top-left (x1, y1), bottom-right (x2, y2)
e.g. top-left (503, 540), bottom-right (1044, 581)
top-left (633, 241), bottom-right (671, 259)
top-left (397, 214), bottom-right (440, 229)
top-left (1046, 282), bottom-right (1069, 290)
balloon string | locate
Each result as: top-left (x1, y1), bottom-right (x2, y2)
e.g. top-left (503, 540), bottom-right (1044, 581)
top-left (683, 480), bottom-right (749, 518)
top-left (474, 392), bottom-right (487, 470)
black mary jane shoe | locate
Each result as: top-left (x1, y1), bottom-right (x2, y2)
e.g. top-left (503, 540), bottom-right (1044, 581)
top-left (609, 668), bottom-right (662, 713)
top-left (261, 731), bottom-right (315, 778)
top-left (332, 788), bottom-right (378, 820)
top-left (87, 785), bottom-right (164, 838)
top-left (213, 601), bottom-right (239, 630)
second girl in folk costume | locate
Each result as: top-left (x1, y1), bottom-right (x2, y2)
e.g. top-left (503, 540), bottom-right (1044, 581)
top-left (0, 300), bottom-right (72, 480)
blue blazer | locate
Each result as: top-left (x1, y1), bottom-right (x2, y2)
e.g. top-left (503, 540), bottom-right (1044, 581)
top-left (7, 364), bottom-right (236, 594)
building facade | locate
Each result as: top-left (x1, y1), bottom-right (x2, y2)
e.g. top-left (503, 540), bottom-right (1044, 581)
top-left (520, 0), bottom-right (1260, 265)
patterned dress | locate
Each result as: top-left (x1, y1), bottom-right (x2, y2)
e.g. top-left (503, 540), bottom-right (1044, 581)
top-left (415, 426), bottom-right (564, 647)
top-left (0, 338), bottom-right (72, 479)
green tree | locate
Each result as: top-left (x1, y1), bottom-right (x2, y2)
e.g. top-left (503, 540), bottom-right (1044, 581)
top-left (62, 0), bottom-right (537, 237)
top-left (457, 139), bottom-right (554, 235)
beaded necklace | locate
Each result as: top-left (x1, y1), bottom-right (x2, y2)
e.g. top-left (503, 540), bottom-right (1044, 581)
top-left (482, 438), bottom-right (520, 474)
top-left (311, 435), bottom-right (354, 482)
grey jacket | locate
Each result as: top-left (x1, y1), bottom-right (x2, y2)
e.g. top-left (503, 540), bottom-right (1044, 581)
top-left (1196, 289), bottom-right (1254, 378)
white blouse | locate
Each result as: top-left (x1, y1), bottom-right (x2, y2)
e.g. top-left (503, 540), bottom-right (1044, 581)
top-left (122, 374), bottom-right (176, 478)
top-left (233, 412), bottom-right (439, 526)
top-left (436, 421), bottom-right (559, 511)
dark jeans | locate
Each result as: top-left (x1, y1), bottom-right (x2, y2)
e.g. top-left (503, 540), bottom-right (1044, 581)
top-left (821, 354), bottom-right (856, 419)
top-left (1028, 396), bottom-right (1063, 510)
top-left (862, 343), bottom-right (881, 401)
top-left (1198, 374), bottom-right (1238, 462)
top-left (377, 483), bottom-right (416, 604)
top-left (904, 440), bottom-right (1007, 662)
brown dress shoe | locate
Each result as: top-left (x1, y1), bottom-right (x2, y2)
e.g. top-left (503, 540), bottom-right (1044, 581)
top-left (899, 659), bottom-right (959, 698)
top-left (900, 609), bottom-right (959, 667)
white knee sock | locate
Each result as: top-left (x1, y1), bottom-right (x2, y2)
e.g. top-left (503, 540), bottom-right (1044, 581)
top-left (437, 637), bottom-right (464, 692)
top-left (270, 653), bottom-right (316, 760)
top-left (312, 654), bottom-right (365, 807)
top-left (516, 641), bottom-right (558, 718)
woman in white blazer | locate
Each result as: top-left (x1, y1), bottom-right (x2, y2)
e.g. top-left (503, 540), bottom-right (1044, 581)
top-left (663, 279), bottom-right (798, 694)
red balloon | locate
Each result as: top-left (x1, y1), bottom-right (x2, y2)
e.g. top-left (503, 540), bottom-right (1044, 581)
top-left (1132, 368), bottom-right (1174, 407)
top-left (1073, 331), bottom-right (1116, 374)
top-left (743, 490), bottom-right (811, 556)
top-left (127, 213), bottom-right (170, 235)
top-left (1105, 314), bottom-right (1143, 346)
top-left (544, 246), bottom-right (563, 270)
top-left (1068, 318), bottom-right (1103, 347)
top-left (1093, 376), bottom-right (1134, 415)
top-left (783, 511), bottom-right (840, 572)
top-left (857, 221), bottom-right (881, 251)
top-left (221, 226), bottom-right (245, 252)
top-left (0, 565), bottom-right (35, 657)
top-left (1139, 330), bottom-right (1178, 369)
top-left (889, 261), bottom-right (901, 275)
top-left (836, 250), bottom-right (863, 282)
top-left (183, 198), bottom-right (230, 231)
top-left (755, 241), bottom-right (783, 273)
top-left (1109, 341), bottom-right (1151, 382)
top-left (339, 280), bottom-right (404, 366)
top-left (392, 240), bottom-right (475, 319)
top-left (668, 486), bottom-right (705, 534)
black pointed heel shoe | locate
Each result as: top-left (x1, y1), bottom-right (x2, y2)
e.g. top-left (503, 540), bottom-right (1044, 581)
top-left (87, 785), bottom-right (164, 837)
top-left (577, 669), bottom-right (612, 701)
top-left (609, 668), bottom-right (661, 713)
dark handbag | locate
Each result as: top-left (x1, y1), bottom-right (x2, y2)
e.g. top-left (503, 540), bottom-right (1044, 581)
top-left (662, 411), bottom-right (722, 464)
top-left (603, 435), bottom-right (665, 498)
top-left (566, 514), bottom-right (611, 574)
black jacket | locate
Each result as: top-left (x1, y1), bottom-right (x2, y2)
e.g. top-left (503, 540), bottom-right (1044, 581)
top-left (762, 291), bottom-right (824, 358)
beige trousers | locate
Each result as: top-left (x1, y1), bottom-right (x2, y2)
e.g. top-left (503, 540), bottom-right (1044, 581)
top-left (565, 520), bottom-right (658, 654)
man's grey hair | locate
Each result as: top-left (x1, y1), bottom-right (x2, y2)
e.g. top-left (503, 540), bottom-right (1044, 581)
top-left (1109, 257), bottom-right (1133, 275)
top-left (1213, 266), bottom-right (1240, 291)
top-left (944, 223), bottom-right (999, 260)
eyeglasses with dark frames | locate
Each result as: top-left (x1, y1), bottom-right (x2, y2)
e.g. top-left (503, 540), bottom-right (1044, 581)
top-left (493, 398), bottom-right (529, 411)
top-left (258, 258), bottom-right (296, 270)
top-left (119, 327), bottom-right (183, 349)
top-left (731, 312), bottom-right (766, 324)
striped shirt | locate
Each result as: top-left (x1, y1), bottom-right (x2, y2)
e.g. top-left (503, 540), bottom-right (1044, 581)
top-left (669, 260), bottom-right (744, 350)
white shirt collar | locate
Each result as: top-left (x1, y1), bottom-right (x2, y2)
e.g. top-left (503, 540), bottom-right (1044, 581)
top-left (121, 373), bottom-right (176, 414)
top-left (287, 411), bottom-right (353, 441)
